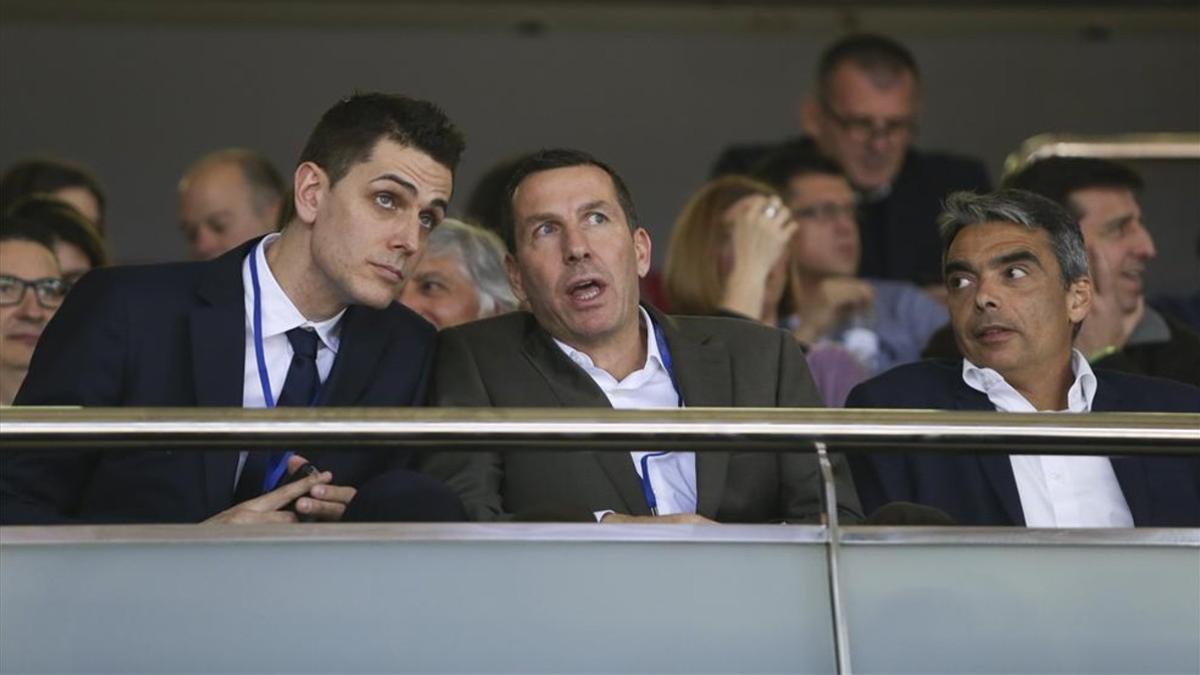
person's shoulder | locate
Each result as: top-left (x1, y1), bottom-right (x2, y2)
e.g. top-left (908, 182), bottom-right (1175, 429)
top-left (668, 312), bottom-right (786, 345)
top-left (907, 147), bottom-right (988, 172)
top-left (368, 301), bottom-right (437, 341)
top-left (70, 259), bottom-right (211, 304)
top-left (902, 148), bottom-right (991, 190)
top-left (848, 359), bottom-right (960, 406)
top-left (1094, 368), bottom-right (1200, 412)
top-left (440, 311), bottom-right (531, 345)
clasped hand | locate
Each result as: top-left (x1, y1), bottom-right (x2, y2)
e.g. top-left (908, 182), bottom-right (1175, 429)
top-left (204, 454), bottom-right (357, 524)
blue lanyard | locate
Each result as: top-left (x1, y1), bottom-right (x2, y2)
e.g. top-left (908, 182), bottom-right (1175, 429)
top-left (639, 322), bottom-right (682, 516)
top-left (248, 244), bottom-right (323, 492)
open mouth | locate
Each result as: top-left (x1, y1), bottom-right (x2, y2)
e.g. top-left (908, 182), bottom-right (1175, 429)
top-left (566, 277), bottom-right (606, 304)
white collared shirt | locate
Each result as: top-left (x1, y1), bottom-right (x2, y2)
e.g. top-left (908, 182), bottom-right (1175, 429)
top-left (235, 234), bottom-right (346, 486)
top-left (962, 350), bottom-right (1134, 528)
top-left (553, 307), bottom-right (697, 517)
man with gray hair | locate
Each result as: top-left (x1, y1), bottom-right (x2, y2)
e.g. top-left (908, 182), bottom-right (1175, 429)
top-left (178, 148), bottom-right (284, 260)
top-left (399, 218), bottom-right (517, 329)
top-left (846, 189), bottom-right (1200, 527)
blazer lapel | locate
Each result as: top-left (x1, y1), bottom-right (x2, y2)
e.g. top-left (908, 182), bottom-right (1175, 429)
top-left (318, 306), bottom-right (390, 406)
top-left (651, 308), bottom-right (732, 519)
top-left (190, 239), bottom-right (258, 513)
top-left (521, 318), bottom-right (648, 515)
top-left (954, 373), bottom-right (1026, 525)
top-left (1092, 375), bottom-right (1152, 524)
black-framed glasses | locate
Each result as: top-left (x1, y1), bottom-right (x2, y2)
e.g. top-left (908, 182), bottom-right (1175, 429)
top-left (0, 275), bottom-right (69, 309)
top-left (821, 100), bottom-right (917, 142)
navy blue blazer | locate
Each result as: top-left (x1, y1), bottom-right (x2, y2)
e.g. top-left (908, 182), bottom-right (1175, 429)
top-left (846, 360), bottom-right (1200, 526)
top-left (2, 238), bottom-right (438, 524)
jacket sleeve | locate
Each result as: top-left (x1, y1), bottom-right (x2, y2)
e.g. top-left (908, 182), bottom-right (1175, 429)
top-left (2, 270), bottom-right (129, 524)
top-left (418, 328), bottom-right (510, 521)
top-left (775, 331), bottom-right (865, 524)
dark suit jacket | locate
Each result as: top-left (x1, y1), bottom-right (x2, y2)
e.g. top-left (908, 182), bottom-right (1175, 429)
top-left (712, 136), bottom-right (991, 286)
top-left (845, 359), bottom-right (1200, 526)
top-left (422, 307), bottom-right (863, 523)
top-left (1, 239), bottom-right (438, 524)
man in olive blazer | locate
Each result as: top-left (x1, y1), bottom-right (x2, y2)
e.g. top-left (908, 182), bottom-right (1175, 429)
top-left (423, 149), bottom-right (861, 523)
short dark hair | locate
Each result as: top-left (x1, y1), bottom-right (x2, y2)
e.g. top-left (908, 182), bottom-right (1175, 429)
top-left (1003, 157), bottom-right (1144, 218)
top-left (0, 215), bottom-right (57, 251)
top-left (817, 33), bottom-right (919, 101)
top-left (279, 92), bottom-right (466, 226)
top-left (753, 144), bottom-right (846, 194)
top-left (501, 148), bottom-right (639, 255)
top-left (939, 189), bottom-right (1089, 288)
top-left (465, 154), bottom-right (530, 238)
top-left (0, 158), bottom-right (107, 232)
top-left (5, 195), bottom-right (108, 269)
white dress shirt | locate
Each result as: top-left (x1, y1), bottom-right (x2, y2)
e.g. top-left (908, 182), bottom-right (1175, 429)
top-left (962, 350), bottom-right (1134, 527)
top-left (552, 307), bottom-right (697, 518)
top-left (235, 234), bottom-right (346, 487)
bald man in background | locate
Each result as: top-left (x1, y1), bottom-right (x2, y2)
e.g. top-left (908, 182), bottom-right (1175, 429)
top-left (178, 148), bottom-right (284, 260)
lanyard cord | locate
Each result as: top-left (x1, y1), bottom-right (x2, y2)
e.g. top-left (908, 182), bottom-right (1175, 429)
top-left (639, 322), bottom-right (682, 516)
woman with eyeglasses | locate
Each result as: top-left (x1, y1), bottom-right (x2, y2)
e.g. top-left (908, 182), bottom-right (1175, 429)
top-left (0, 217), bottom-right (70, 405)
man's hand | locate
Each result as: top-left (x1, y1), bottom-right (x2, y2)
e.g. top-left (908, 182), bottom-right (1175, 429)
top-left (203, 455), bottom-right (358, 524)
top-left (1075, 246), bottom-right (1139, 358)
top-left (791, 277), bottom-right (875, 344)
top-left (600, 513), bottom-right (717, 524)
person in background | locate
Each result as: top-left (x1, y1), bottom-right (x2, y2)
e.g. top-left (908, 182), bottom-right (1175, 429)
top-left (712, 33), bottom-right (990, 292)
top-left (178, 148), bottom-right (285, 260)
top-left (0, 217), bottom-right (67, 406)
top-left (399, 218), bottom-right (517, 329)
top-left (0, 158), bottom-right (107, 234)
top-left (5, 196), bottom-right (108, 284)
top-left (754, 145), bottom-right (948, 376)
top-left (663, 175), bottom-right (866, 407)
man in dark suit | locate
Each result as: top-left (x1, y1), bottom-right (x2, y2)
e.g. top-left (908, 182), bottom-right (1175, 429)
top-left (848, 189), bottom-right (1200, 527)
top-left (2, 93), bottom-right (467, 525)
top-left (712, 33), bottom-right (990, 289)
top-left (424, 149), bottom-right (862, 523)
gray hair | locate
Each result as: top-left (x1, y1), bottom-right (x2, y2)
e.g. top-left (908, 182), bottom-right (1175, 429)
top-left (425, 218), bottom-right (517, 317)
top-left (938, 189), bottom-right (1089, 287)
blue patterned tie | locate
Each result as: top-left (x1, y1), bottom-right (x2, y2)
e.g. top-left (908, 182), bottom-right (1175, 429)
top-left (234, 328), bottom-right (321, 501)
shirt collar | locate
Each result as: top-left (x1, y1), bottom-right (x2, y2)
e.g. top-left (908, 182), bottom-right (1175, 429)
top-left (250, 234), bottom-right (345, 353)
top-left (552, 306), bottom-right (666, 377)
top-left (962, 349), bottom-right (1095, 412)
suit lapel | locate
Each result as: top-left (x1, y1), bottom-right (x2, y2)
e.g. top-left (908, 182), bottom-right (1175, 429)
top-left (1092, 375), bottom-right (1152, 524)
top-left (651, 309), bottom-right (732, 519)
top-left (318, 306), bottom-right (390, 406)
top-left (521, 317), bottom-right (648, 515)
top-left (953, 372), bottom-right (1026, 525)
top-left (190, 239), bottom-right (258, 513)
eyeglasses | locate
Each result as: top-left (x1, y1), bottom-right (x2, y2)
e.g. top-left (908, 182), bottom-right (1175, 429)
top-left (821, 100), bottom-right (917, 142)
top-left (0, 275), bottom-right (70, 309)
top-left (792, 201), bottom-right (858, 224)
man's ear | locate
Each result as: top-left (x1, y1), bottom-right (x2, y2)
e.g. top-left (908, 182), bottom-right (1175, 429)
top-left (633, 228), bottom-right (652, 278)
top-left (505, 253), bottom-right (527, 304)
top-left (293, 161), bottom-right (326, 226)
top-left (1067, 275), bottom-right (1093, 325)
top-left (800, 96), bottom-right (822, 137)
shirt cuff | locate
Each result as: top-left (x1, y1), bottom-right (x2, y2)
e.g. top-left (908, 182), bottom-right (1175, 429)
top-left (594, 509), bottom-right (616, 522)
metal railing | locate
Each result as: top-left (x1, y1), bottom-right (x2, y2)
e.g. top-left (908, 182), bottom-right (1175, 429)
top-left (1002, 131), bottom-right (1200, 178)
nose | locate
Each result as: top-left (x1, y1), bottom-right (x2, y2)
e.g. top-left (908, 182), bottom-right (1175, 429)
top-left (192, 227), bottom-right (220, 260)
top-left (973, 274), bottom-right (1001, 312)
top-left (1129, 219), bottom-right (1157, 261)
top-left (561, 224), bottom-right (590, 264)
top-left (15, 287), bottom-right (49, 323)
top-left (388, 214), bottom-right (423, 260)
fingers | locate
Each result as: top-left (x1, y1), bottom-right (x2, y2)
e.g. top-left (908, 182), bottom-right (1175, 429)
top-left (250, 470), bottom-right (332, 511)
top-left (295, 497), bottom-right (347, 521)
top-left (309, 483), bottom-right (356, 505)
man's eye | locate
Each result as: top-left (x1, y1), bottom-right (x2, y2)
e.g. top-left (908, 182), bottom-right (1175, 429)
top-left (419, 212), bottom-right (437, 230)
top-left (948, 275), bottom-right (972, 290)
top-left (1006, 267), bottom-right (1028, 280)
top-left (375, 193), bottom-right (396, 209)
top-left (533, 222), bottom-right (556, 237)
top-left (585, 212), bottom-right (608, 225)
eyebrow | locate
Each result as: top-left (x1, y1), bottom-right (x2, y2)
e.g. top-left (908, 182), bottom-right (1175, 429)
top-left (576, 200), bottom-right (613, 215)
top-left (1101, 213), bottom-right (1135, 234)
top-left (372, 173), bottom-right (449, 213)
top-left (944, 248), bottom-right (1044, 278)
